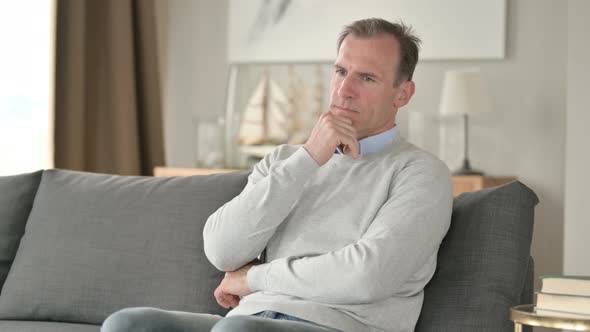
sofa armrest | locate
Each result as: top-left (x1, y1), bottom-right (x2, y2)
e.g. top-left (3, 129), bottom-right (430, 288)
top-left (520, 256), bottom-right (534, 305)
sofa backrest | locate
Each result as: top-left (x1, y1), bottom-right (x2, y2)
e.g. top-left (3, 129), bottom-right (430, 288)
top-left (0, 171), bottom-right (43, 289)
top-left (0, 169), bottom-right (249, 324)
top-left (415, 181), bottom-right (538, 332)
top-left (0, 170), bottom-right (538, 330)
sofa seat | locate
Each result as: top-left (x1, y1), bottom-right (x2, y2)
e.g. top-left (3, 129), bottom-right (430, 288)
top-left (0, 320), bottom-right (99, 332)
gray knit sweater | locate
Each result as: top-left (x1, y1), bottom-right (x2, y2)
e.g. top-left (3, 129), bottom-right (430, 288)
top-left (203, 140), bottom-right (453, 332)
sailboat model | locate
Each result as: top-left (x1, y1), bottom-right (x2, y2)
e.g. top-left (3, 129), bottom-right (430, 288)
top-left (237, 67), bottom-right (321, 159)
top-left (238, 74), bottom-right (289, 147)
top-left (286, 66), bottom-right (311, 144)
top-left (287, 65), bottom-right (323, 144)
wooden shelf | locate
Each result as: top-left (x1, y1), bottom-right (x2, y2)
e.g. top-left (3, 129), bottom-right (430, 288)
top-left (153, 167), bottom-right (241, 177)
top-left (452, 175), bottom-right (517, 196)
top-left (154, 167), bottom-right (516, 197)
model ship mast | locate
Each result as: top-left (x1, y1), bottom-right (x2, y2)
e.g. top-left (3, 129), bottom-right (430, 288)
top-left (286, 65), bottom-right (311, 144)
top-left (313, 64), bottom-right (325, 125)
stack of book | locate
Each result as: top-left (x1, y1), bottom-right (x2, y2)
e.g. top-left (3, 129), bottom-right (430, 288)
top-left (536, 275), bottom-right (590, 319)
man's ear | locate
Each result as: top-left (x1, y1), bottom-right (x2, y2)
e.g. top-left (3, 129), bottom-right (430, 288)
top-left (393, 81), bottom-right (416, 108)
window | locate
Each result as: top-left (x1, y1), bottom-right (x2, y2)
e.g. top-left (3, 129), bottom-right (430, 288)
top-left (0, 0), bottom-right (54, 175)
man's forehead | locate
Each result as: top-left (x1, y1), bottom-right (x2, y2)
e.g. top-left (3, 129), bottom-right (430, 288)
top-left (334, 56), bottom-right (382, 76)
top-left (336, 35), bottom-right (399, 75)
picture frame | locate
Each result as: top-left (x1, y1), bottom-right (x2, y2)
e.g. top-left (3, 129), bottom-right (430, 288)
top-left (228, 0), bottom-right (507, 63)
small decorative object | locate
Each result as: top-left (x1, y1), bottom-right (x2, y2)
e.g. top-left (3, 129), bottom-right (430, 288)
top-left (236, 67), bottom-right (320, 160)
top-left (439, 68), bottom-right (492, 175)
top-left (237, 69), bottom-right (289, 146)
top-left (236, 69), bottom-right (290, 159)
top-left (195, 117), bottom-right (226, 168)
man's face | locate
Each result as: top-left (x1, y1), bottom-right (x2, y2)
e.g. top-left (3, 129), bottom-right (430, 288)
top-left (329, 34), bottom-right (403, 140)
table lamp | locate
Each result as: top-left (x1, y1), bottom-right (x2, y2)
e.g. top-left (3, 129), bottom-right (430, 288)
top-left (439, 68), bottom-right (492, 175)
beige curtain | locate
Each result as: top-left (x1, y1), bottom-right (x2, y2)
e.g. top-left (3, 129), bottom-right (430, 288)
top-left (54, 0), bottom-right (165, 175)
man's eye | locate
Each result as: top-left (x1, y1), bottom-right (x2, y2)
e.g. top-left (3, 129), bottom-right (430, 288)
top-left (361, 75), bottom-right (374, 82)
top-left (335, 69), bottom-right (346, 76)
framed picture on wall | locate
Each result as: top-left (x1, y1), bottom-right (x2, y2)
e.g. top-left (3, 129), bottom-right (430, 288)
top-left (228, 0), bottom-right (507, 63)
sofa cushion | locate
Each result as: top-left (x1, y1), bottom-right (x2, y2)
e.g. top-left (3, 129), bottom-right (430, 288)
top-left (0, 169), bottom-right (249, 325)
top-left (0, 320), bottom-right (99, 332)
top-left (0, 170), bottom-right (43, 288)
top-left (415, 181), bottom-right (538, 332)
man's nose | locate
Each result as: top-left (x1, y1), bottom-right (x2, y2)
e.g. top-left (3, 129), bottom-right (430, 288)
top-left (338, 76), bottom-right (356, 99)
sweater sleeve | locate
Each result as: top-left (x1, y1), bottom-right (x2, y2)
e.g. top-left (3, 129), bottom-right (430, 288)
top-left (203, 146), bottom-right (320, 272)
top-left (246, 158), bottom-right (453, 304)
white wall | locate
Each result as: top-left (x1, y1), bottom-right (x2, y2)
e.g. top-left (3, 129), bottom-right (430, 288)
top-left (407, 0), bottom-right (567, 290)
top-left (160, 0), bottom-right (229, 168)
top-left (564, 0), bottom-right (590, 276)
top-left (160, 0), bottom-right (571, 298)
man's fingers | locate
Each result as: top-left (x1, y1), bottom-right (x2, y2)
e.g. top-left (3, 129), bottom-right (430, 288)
top-left (325, 114), bottom-right (356, 137)
top-left (227, 294), bottom-right (240, 308)
top-left (323, 119), bottom-right (356, 148)
top-left (214, 287), bottom-right (233, 309)
top-left (334, 124), bottom-right (357, 141)
top-left (220, 291), bottom-right (239, 308)
top-left (214, 287), bottom-right (229, 308)
top-left (215, 296), bottom-right (229, 309)
top-left (304, 110), bottom-right (360, 166)
top-left (342, 136), bottom-right (360, 159)
top-left (328, 114), bottom-right (354, 128)
top-left (214, 286), bottom-right (241, 309)
top-left (324, 113), bottom-right (358, 149)
top-left (326, 110), bottom-right (353, 125)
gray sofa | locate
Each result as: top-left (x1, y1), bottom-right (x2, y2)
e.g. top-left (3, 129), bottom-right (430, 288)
top-left (0, 169), bottom-right (538, 331)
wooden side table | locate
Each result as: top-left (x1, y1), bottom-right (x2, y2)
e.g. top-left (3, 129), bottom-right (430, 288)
top-left (511, 304), bottom-right (590, 331)
top-left (452, 175), bottom-right (516, 196)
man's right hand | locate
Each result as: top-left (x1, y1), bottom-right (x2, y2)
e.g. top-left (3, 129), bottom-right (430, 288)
top-left (213, 259), bottom-right (260, 309)
top-left (214, 285), bottom-right (240, 309)
top-left (303, 111), bottom-right (359, 166)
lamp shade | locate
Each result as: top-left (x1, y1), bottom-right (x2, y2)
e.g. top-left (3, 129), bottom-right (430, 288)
top-left (439, 68), bottom-right (492, 116)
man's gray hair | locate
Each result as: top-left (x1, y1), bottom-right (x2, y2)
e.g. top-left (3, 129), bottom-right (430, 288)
top-left (337, 18), bottom-right (421, 86)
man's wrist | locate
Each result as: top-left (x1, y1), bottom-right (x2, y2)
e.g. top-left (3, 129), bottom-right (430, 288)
top-left (302, 145), bottom-right (321, 166)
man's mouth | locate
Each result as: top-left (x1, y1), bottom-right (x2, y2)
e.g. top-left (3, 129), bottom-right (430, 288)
top-left (331, 105), bottom-right (357, 113)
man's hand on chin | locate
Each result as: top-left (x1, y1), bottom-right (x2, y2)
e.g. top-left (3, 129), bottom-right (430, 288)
top-left (214, 261), bottom-right (258, 309)
top-left (303, 111), bottom-right (359, 166)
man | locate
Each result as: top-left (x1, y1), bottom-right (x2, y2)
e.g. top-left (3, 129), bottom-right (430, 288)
top-left (101, 18), bottom-right (453, 332)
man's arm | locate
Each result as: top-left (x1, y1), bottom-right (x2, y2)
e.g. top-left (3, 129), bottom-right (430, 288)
top-left (204, 112), bottom-right (356, 272)
top-left (203, 146), bottom-right (319, 272)
top-left (246, 160), bottom-right (453, 304)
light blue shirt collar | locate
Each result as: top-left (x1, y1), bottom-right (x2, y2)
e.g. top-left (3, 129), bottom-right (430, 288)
top-left (336, 126), bottom-right (400, 156)
top-left (359, 126), bottom-right (400, 155)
